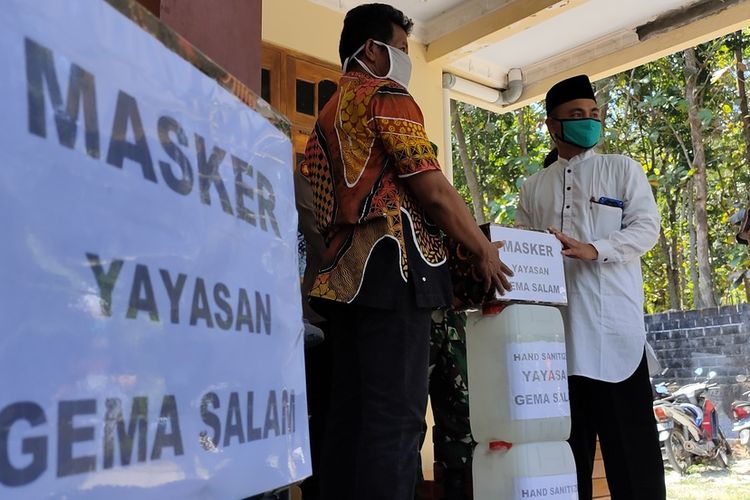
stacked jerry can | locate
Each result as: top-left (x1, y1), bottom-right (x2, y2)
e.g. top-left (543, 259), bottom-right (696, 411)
top-left (448, 224), bottom-right (577, 499)
top-left (467, 305), bottom-right (577, 499)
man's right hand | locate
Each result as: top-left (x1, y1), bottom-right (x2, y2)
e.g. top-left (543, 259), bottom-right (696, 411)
top-left (473, 241), bottom-right (513, 295)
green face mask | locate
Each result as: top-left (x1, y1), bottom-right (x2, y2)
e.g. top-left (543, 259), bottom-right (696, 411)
top-left (555, 118), bottom-right (602, 149)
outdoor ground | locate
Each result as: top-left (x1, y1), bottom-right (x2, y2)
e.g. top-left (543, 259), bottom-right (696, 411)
top-left (665, 444), bottom-right (750, 500)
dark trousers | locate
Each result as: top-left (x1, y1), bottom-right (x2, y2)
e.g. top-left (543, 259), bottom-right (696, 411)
top-left (567, 353), bottom-right (666, 500)
top-left (320, 301), bottom-right (432, 500)
top-left (299, 335), bottom-right (333, 500)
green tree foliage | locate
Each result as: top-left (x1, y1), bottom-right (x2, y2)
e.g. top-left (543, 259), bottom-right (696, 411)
top-left (451, 31), bottom-right (750, 313)
top-left (451, 102), bottom-right (548, 225)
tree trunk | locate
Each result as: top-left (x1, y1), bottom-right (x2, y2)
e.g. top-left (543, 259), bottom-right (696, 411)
top-left (595, 77), bottom-right (611, 153)
top-left (683, 48), bottom-right (717, 307)
top-left (658, 188), bottom-right (681, 310)
top-left (667, 195), bottom-right (683, 306)
top-left (733, 34), bottom-right (750, 304)
top-left (675, 238), bottom-right (685, 307)
top-left (734, 35), bottom-right (750, 172)
top-left (450, 100), bottom-right (486, 224)
top-left (658, 227), bottom-right (681, 310)
top-left (687, 185), bottom-right (703, 309)
top-left (677, 197), bottom-right (687, 306)
top-left (517, 108), bottom-right (528, 158)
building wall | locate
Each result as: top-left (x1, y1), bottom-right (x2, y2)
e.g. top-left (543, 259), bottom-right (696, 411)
top-left (646, 303), bottom-right (750, 434)
top-left (262, 0), bottom-right (448, 170)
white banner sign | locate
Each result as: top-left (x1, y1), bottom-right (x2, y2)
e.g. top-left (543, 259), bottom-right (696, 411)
top-left (507, 342), bottom-right (570, 421)
top-left (514, 473), bottom-right (578, 500)
top-left (489, 225), bottom-right (567, 304)
top-left (0, 1), bottom-right (310, 498)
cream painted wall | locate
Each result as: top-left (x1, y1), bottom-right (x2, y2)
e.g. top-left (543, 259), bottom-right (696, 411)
top-left (409, 42), bottom-right (449, 172)
top-left (262, 0), bottom-right (342, 66)
top-left (262, 0), bottom-right (448, 171)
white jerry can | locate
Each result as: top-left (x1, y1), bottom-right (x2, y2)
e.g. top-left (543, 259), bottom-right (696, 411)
top-left (466, 304), bottom-right (570, 444)
top-left (472, 441), bottom-right (578, 500)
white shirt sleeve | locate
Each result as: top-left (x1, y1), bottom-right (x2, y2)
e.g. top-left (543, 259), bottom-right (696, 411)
top-left (591, 158), bottom-right (660, 263)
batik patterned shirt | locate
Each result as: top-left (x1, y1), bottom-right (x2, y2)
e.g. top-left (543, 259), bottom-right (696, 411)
top-left (302, 71), bottom-right (452, 309)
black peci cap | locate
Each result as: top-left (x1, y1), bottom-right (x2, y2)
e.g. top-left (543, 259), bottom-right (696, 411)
top-left (545, 75), bottom-right (596, 115)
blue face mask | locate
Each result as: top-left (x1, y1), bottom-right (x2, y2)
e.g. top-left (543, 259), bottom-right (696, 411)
top-left (555, 118), bottom-right (602, 149)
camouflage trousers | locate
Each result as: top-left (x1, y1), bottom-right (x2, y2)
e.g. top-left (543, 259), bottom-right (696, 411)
top-left (429, 309), bottom-right (476, 470)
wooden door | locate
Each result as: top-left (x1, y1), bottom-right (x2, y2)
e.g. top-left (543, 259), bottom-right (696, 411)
top-left (261, 45), bottom-right (339, 170)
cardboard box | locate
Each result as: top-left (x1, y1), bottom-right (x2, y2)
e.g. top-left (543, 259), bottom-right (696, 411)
top-left (447, 224), bottom-right (567, 309)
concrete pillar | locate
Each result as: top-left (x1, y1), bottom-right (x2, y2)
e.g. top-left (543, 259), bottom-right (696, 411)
top-left (159, 0), bottom-right (262, 94)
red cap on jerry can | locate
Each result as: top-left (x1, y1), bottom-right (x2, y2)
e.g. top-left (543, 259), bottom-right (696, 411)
top-left (482, 303), bottom-right (507, 316)
top-left (488, 441), bottom-right (513, 451)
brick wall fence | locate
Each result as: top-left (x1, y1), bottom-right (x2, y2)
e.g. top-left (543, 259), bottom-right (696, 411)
top-left (645, 302), bottom-right (750, 436)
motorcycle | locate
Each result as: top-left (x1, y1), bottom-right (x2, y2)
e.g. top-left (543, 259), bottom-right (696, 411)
top-left (652, 377), bottom-right (690, 473)
top-left (731, 375), bottom-right (750, 454)
top-left (652, 369), bottom-right (731, 474)
top-left (652, 391), bottom-right (675, 455)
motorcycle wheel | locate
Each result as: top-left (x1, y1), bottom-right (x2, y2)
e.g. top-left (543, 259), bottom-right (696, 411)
top-left (714, 428), bottom-right (730, 468)
top-left (715, 446), bottom-right (730, 468)
top-left (665, 430), bottom-right (692, 475)
top-left (718, 427), bottom-right (732, 457)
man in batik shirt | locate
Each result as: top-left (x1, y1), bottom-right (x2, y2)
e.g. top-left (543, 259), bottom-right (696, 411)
top-left (302, 4), bottom-right (512, 500)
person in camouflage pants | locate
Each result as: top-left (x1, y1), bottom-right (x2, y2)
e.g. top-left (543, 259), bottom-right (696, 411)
top-left (428, 309), bottom-right (475, 500)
